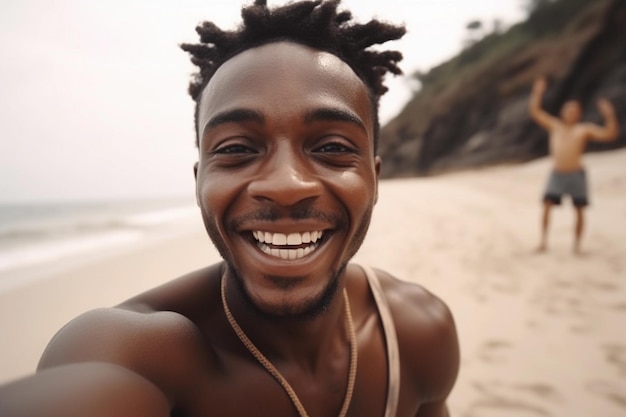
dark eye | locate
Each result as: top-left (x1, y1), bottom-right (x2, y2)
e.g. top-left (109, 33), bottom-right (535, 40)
top-left (315, 142), bottom-right (354, 154)
top-left (206, 141), bottom-right (259, 168)
top-left (212, 143), bottom-right (257, 155)
top-left (312, 138), bottom-right (361, 168)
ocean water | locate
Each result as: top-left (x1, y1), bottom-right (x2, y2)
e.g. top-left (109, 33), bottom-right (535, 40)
top-left (0, 198), bottom-right (199, 280)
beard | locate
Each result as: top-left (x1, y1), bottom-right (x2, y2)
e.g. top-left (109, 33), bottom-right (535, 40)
top-left (227, 261), bottom-right (345, 321)
top-left (199, 200), bottom-right (374, 321)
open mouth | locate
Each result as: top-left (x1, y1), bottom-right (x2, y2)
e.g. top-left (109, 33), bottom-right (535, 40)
top-left (252, 230), bottom-right (325, 260)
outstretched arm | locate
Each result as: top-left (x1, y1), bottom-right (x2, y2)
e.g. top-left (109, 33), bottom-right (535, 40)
top-left (529, 77), bottom-right (557, 131)
top-left (585, 99), bottom-right (620, 142)
top-left (0, 363), bottom-right (170, 417)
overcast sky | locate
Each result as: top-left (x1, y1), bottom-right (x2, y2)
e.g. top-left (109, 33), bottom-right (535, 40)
top-left (0, 0), bottom-right (525, 203)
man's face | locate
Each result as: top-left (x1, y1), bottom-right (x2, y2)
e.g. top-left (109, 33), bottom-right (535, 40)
top-left (560, 100), bottom-right (582, 125)
top-left (194, 42), bottom-right (379, 318)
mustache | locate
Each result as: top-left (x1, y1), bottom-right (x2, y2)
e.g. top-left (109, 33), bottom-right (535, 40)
top-left (228, 206), bottom-right (344, 229)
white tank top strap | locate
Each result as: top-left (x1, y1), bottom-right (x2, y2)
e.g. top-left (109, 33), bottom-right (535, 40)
top-left (360, 264), bottom-right (400, 417)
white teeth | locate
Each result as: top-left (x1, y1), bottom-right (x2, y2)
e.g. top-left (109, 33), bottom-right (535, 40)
top-left (273, 233), bottom-right (287, 245)
top-left (253, 230), bottom-right (325, 260)
top-left (252, 230), bottom-right (323, 246)
top-left (287, 233), bottom-right (302, 245)
top-left (257, 243), bottom-right (320, 260)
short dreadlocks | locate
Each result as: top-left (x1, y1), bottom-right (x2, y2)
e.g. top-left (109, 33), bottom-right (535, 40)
top-left (181, 0), bottom-right (406, 149)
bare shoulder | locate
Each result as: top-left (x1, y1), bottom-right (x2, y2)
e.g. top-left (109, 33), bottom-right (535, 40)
top-left (38, 298), bottom-right (215, 401)
top-left (372, 269), bottom-right (457, 345)
top-left (374, 268), bottom-right (460, 402)
top-left (577, 122), bottom-right (599, 134)
top-left (40, 307), bottom-right (204, 365)
top-left (40, 264), bottom-right (224, 364)
top-left (578, 121), bottom-right (617, 142)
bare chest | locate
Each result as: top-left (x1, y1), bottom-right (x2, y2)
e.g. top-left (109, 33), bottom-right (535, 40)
top-left (170, 334), bottom-right (420, 417)
top-left (550, 125), bottom-right (587, 151)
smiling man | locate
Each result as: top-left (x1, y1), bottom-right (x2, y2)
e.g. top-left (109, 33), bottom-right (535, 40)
top-left (0, 1), bottom-right (459, 416)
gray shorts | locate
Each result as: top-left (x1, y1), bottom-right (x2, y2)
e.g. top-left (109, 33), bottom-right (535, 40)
top-left (543, 170), bottom-right (589, 207)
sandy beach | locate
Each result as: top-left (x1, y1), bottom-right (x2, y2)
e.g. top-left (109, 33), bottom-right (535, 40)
top-left (1, 149), bottom-right (625, 417)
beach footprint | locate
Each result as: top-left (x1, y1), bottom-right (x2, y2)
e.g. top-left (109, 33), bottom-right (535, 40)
top-left (604, 344), bottom-right (626, 378)
top-left (610, 302), bottom-right (626, 313)
top-left (587, 380), bottom-right (626, 409)
top-left (464, 380), bottom-right (557, 417)
top-left (476, 339), bottom-right (512, 364)
top-left (528, 273), bottom-right (596, 332)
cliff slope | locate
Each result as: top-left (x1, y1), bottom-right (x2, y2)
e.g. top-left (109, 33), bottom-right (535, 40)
top-left (379, 0), bottom-right (626, 177)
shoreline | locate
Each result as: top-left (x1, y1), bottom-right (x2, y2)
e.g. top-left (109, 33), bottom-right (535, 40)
top-left (0, 220), bottom-right (221, 382)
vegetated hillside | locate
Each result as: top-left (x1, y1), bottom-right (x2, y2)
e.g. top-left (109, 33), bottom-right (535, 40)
top-left (379, 0), bottom-right (626, 178)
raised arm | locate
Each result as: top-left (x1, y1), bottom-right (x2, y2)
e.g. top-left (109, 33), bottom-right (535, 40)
top-left (584, 98), bottom-right (620, 142)
top-left (529, 77), bottom-right (558, 130)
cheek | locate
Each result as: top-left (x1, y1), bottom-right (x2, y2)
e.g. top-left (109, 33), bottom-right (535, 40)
top-left (196, 179), bottom-right (221, 235)
top-left (334, 170), bottom-right (377, 213)
top-left (196, 171), bottom-right (237, 226)
top-left (197, 166), bottom-right (244, 204)
top-left (196, 172), bottom-right (243, 260)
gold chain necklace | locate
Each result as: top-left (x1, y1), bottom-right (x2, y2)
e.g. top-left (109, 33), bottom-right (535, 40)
top-left (221, 274), bottom-right (358, 417)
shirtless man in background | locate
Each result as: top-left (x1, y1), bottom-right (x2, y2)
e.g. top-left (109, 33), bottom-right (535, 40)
top-left (0, 1), bottom-right (459, 416)
top-left (529, 77), bottom-right (619, 253)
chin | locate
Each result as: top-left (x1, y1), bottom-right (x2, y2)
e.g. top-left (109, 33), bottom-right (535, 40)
top-left (229, 261), bottom-right (344, 322)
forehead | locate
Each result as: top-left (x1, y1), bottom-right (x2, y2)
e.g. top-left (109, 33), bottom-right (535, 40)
top-left (197, 42), bottom-right (373, 139)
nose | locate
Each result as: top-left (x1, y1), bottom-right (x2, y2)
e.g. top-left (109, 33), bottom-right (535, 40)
top-left (247, 147), bottom-right (322, 207)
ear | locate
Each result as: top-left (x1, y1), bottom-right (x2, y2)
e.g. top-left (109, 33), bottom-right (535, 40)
top-left (193, 161), bottom-right (200, 206)
top-left (374, 156), bottom-right (381, 205)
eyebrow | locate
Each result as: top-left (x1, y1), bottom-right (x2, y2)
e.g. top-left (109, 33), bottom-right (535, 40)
top-left (303, 108), bottom-right (367, 134)
top-left (203, 108), bottom-right (265, 133)
top-left (202, 106), bottom-right (367, 137)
